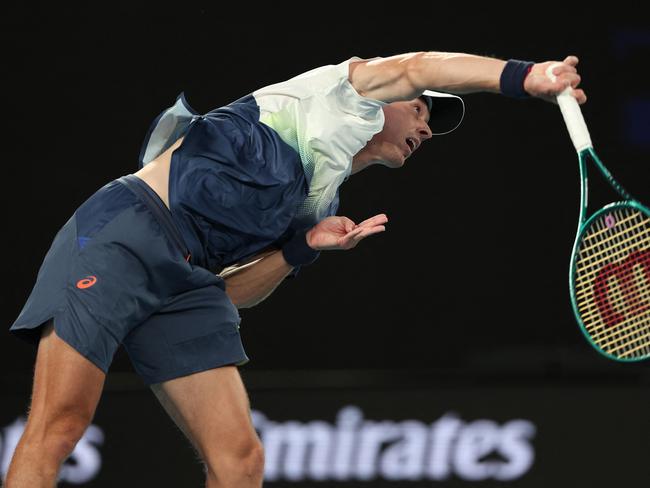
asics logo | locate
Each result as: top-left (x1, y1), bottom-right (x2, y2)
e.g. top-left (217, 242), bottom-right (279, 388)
top-left (76, 276), bottom-right (98, 289)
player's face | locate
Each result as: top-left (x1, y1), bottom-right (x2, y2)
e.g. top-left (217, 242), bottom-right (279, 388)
top-left (369, 98), bottom-right (433, 168)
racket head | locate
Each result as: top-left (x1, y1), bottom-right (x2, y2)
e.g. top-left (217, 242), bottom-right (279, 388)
top-left (570, 200), bottom-right (650, 361)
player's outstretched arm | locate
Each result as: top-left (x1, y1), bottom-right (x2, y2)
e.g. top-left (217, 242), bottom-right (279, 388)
top-left (348, 52), bottom-right (585, 104)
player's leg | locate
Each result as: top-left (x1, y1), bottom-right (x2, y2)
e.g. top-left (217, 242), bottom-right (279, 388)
top-left (7, 175), bottom-right (198, 485)
top-left (151, 366), bottom-right (264, 488)
top-left (5, 322), bottom-right (106, 488)
top-left (122, 269), bottom-right (254, 487)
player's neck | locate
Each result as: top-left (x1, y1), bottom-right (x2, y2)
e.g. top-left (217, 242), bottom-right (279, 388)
top-left (351, 147), bottom-right (381, 175)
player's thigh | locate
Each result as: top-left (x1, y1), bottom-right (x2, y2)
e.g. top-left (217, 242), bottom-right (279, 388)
top-left (151, 366), bottom-right (260, 460)
top-left (26, 321), bottom-right (105, 435)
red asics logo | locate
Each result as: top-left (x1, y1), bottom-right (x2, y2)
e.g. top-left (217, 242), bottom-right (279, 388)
top-left (76, 276), bottom-right (97, 289)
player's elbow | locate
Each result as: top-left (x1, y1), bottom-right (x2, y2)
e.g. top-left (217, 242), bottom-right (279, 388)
top-left (403, 51), bottom-right (431, 94)
top-left (235, 297), bottom-right (264, 309)
top-left (225, 286), bottom-right (250, 308)
top-left (404, 51), bottom-right (465, 95)
top-left (227, 289), bottom-right (270, 309)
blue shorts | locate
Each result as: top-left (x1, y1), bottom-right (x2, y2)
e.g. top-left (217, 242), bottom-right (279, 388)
top-left (10, 175), bottom-right (249, 385)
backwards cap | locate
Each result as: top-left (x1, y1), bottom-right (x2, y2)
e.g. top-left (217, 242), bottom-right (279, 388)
top-left (419, 90), bottom-right (465, 135)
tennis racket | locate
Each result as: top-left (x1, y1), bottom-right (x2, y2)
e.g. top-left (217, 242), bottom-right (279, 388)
top-left (547, 63), bottom-right (650, 361)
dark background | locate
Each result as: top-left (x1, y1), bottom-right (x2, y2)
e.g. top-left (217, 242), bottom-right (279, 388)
top-left (1, 5), bottom-right (649, 486)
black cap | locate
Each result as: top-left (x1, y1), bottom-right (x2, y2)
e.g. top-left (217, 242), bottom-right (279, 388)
top-left (419, 90), bottom-right (465, 135)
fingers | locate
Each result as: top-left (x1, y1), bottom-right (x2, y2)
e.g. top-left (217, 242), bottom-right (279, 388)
top-left (323, 213), bottom-right (388, 250)
top-left (354, 225), bottom-right (386, 240)
top-left (547, 59), bottom-right (585, 102)
top-left (339, 224), bottom-right (386, 249)
top-left (557, 72), bottom-right (586, 103)
top-left (572, 88), bottom-right (587, 104)
top-left (554, 64), bottom-right (577, 76)
top-left (342, 217), bottom-right (356, 233)
top-left (563, 55), bottom-right (579, 67)
top-left (529, 55), bottom-right (586, 105)
top-left (355, 213), bottom-right (388, 229)
top-left (558, 72), bottom-right (581, 89)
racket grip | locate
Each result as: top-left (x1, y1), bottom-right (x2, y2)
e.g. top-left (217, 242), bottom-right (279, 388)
top-left (545, 63), bottom-right (592, 152)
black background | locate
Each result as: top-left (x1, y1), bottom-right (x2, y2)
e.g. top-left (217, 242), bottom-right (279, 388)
top-left (3, 6), bottom-right (649, 375)
top-left (1, 5), bottom-right (649, 486)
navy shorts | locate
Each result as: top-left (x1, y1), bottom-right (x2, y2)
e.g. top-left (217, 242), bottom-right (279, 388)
top-left (10, 175), bottom-right (249, 385)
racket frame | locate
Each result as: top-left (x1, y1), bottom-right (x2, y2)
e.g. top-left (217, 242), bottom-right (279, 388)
top-left (569, 147), bottom-right (650, 362)
top-left (546, 62), bottom-right (650, 361)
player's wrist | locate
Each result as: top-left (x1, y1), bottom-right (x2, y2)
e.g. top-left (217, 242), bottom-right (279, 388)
top-left (281, 229), bottom-right (320, 267)
top-left (500, 59), bottom-right (534, 98)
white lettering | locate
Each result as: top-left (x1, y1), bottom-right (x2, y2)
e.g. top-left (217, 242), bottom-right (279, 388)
top-left (256, 417), bottom-right (283, 481)
top-left (454, 420), bottom-right (501, 480)
top-left (253, 405), bottom-right (536, 482)
top-left (355, 421), bottom-right (402, 480)
top-left (379, 420), bottom-right (428, 480)
top-left (254, 415), bottom-right (333, 481)
top-left (284, 420), bottom-right (332, 480)
top-left (426, 413), bottom-right (462, 480)
top-left (495, 419), bottom-right (536, 480)
top-left (331, 406), bottom-right (362, 480)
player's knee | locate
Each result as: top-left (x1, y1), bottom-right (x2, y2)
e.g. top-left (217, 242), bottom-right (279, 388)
top-left (48, 416), bottom-right (91, 460)
top-left (244, 441), bottom-right (265, 478)
top-left (205, 437), bottom-right (265, 481)
top-left (230, 441), bottom-right (264, 480)
top-left (25, 411), bottom-right (92, 461)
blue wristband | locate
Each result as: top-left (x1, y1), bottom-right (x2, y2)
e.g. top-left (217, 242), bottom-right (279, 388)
top-left (281, 229), bottom-right (320, 267)
top-left (500, 59), bottom-right (534, 98)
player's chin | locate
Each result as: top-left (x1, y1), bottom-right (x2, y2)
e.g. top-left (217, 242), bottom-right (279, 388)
top-left (381, 153), bottom-right (407, 169)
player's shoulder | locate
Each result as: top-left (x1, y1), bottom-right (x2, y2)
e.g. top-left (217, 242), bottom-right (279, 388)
top-left (254, 57), bottom-right (361, 99)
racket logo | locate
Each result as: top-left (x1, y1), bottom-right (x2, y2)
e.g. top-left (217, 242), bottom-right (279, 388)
top-left (604, 215), bottom-right (616, 229)
top-left (593, 250), bottom-right (650, 327)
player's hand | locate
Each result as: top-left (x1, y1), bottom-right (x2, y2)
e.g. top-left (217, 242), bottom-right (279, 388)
top-left (306, 214), bottom-right (388, 251)
top-left (524, 55), bottom-right (587, 104)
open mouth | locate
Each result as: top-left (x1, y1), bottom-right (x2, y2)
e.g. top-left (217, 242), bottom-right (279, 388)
top-left (405, 137), bottom-right (417, 153)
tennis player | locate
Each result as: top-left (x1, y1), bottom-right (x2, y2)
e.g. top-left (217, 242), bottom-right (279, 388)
top-left (6, 52), bottom-right (585, 487)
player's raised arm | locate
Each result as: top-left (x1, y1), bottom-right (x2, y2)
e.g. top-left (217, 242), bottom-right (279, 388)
top-left (348, 52), bottom-right (586, 104)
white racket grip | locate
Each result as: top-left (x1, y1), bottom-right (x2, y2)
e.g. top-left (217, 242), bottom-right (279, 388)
top-left (545, 63), bottom-right (592, 152)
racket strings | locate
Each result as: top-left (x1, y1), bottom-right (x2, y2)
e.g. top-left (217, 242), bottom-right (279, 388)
top-left (573, 207), bottom-right (650, 359)
top-left (575, 214), bottom-right (650, 358)
top-left (574, 221), bottom-right (650, 276)
top-left (574, 211), bottom-right (650, 305)
top-left (575, 263), bottom-right (650, 319)
top-left (576, 209), bottom-right (648, 291)
top-left (580, 212), bottom-right (639, 245)
top-left (574, 225), bottom-right (650, 297)
top-left (577, 209), bottom-right (650, 354)
top-left (584, 275), bottom-right (650, 355)
top-left (578, 273), bottom-right (650, 328)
